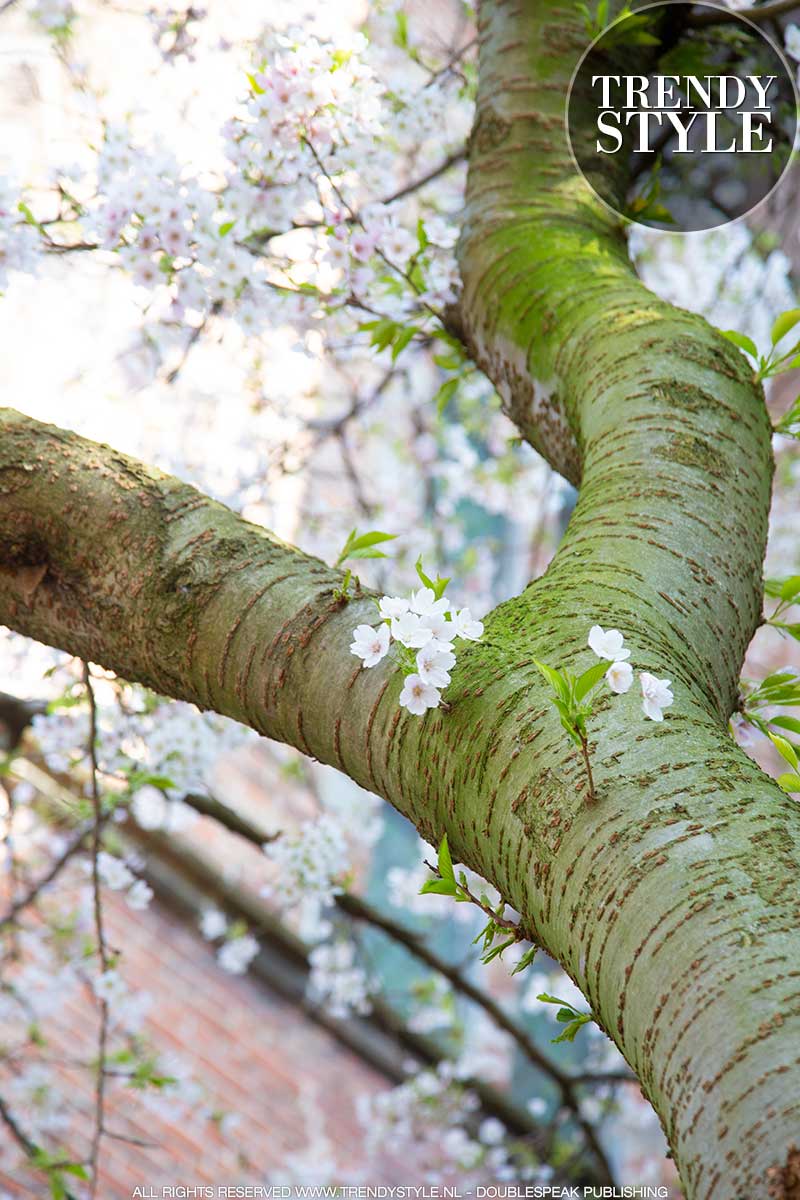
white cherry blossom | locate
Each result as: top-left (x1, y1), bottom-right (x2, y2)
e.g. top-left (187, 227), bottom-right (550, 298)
top-left (97, 851), bottom-right (135, 891)
top-left (640, 672), bottom-right (674, 721)
top-left (200, 909), bottom-right (229, 941)
top-left (217, 933), bottom-right (259, 975)
top-left (126, 879), bottom-right (154, 910)
top-left (588, 624), bottom-right (631, 661)
top-left (606, 661), bottom-right (634, 694)
top-left (416, 645), bottom-right (455, 689)
top-left (399, 673), bottom-right (441, 715)
top-left (378, 595), bottom-right (409, 620)
top-left (350, 622), bottom-right (390, 667)
top-left (391, 610), bottom-right (435, 649)
top-left (409, 587), bottom-right (450, 619)
top-left (452, 607), bottom-right (484, 641)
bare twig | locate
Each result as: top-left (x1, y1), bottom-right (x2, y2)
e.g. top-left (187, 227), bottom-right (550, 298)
top-left (688, 0), bottom-right (799, 26)
top-left (82, 664), bottom-right (109, 1200)
top-left (179, 789), bottom-right (626, 1184)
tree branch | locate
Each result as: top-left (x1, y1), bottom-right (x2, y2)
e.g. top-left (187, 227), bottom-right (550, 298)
top-left (688, 0), bottom-right (799, 26)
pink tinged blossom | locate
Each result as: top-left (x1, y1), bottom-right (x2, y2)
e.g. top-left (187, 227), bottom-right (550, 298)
top-left (350, 622), bottom-right (390, 667)
top-left (640, 672), bottom-right (674, 721)
top-left (605, 661), bottom-right (633, 694)
top-left (350, 229), bottom-right (379, 262)
top-left (399, 674), bottom-right (441, 716)
top-left (588, 624), bottom-right (631, 661)
top-left (416, 645), bottom-right (455, 689)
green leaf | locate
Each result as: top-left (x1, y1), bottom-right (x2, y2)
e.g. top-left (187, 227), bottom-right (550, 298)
top-left (559, 716), bottom-right (583, 746)
top-left (770, 716), bottom-right (800, 736)
top-left (511, 945), bottom-right (538, 975)
top-left (771, 308), bottom-right (800, 346)
top-left (720, 329), bottom-right (758, 360)
top-left (536, 991), bottom-right (575, 1010)
top-left (391, 325), bottom-right (416, 361)
top-left (437, 833), bottom-right (455, 881)
top-left (776, 398), bottom-right (800, 434)
top-left (419, 877), bottom-right (460, 897)
top-left (574, 660), bottom-right (609, 702)
top-left (772, 623), bottom-right (800, 642)
top-left (49, 1177), bottom-right (66, 1200)
top-left (533, 659), bottom-right (570, 704)
top-left (415, 556), bottom-right (434, 591)
top-left (434, 376), bottom-right (459, 416)
top-left (218, 220), bottom-right (235, 237)
top-left (247, 72), bottom-right (264, 94)
top-left (335, 528), bottom-right (395, 567)
top-left (480, 936), bottom-right (516, 964)
top-left (769, 732), bottom-right (800, 771)
top-left (61, 1165), bottom-right (89, 1181)
top-left (414, 556), bottom-right (449, 599)
top-left (552, 1015), bottom-right (591, 1044)
top-left (777, 773), bottom-right (800, 793)
top-left (394, 10), bottom-right (409, 49)
top-left (780, 576), bottom-right (800, 602)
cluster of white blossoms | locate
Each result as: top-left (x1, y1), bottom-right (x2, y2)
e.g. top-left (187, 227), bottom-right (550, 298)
top-left (0, 178), bottom-right (39, 292)
top-left (96, 851), bottom-right (154, 911)
top-left (588, 625), bottom-right (674, 721)
top-left (307, 940), bottom-right (373, 1020)
top-left (262, 813), bottom-right (349, 918)
top-left (196, 910), bottom-right (259, 975)
top-left (350, 584), bottom-right (484, 715)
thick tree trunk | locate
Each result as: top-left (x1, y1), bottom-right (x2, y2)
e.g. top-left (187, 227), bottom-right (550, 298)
top-left (1, 3), bottom-right (799, 1195)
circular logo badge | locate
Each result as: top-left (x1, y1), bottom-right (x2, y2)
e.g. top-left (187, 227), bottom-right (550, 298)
top-left (566, 2), bottom-right (798, 232)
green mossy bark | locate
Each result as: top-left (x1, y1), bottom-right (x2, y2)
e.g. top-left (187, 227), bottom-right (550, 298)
top-left (0, 4), bottom-right (799, 1193)
top-left (450, 3), bottom-right (800, 1197)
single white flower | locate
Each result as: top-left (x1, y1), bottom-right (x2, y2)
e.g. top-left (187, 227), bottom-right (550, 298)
top-left (606, 660), bottom-right (633, 694)
top-left (478, 1117), bottom-right (506, 1146)
top-left (786, 23), bottom-right (800, 61)
top-left (391, 610), bottom-right (435, 649)
top-left (350, 622), bottom-right (390, 667)
top-left (200, 909), bottom-right (228, 940)
top-left (93, 969), bottom-right (127, 1004)
top-left (218, 933), bottom-right (259, 975)
top-left (97, 851), bottom-right (135, 891)
top-left (399, 673), bottom-right (441, 716)
top-left (409, 587), bottom-right (450, 619)
top-left (416, 645), bottom-right (456, 689)
top-left (378, 595), bottom-right (409, 621)
top-left (452, 607), bottom-right (484, 641)
top-left (421, 612), bottom-right (453, 645)
top-left (588, 624), bottom-right (630, 661)
top-left (130, 785), bottom-right (167, 831)
top-left (126, 879), bottom-right (154, 911)
top-left (640, 672), bottom-right (674, 721)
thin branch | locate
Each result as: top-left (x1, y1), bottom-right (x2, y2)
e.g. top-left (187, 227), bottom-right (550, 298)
top-left (380, 148), bottom-right (466, 206)
top-left (179, 789), bottom-right (626, 1183)
top-left (82, 664), bottom-right (109, 1200)
top-left (688, 0), bottom-right (800, 26)
top-left (422, 37), bottom-right (478, 90)
top-left (0, 819), bottom-right (95, 930)
top-left (0, 1093), bottom-right (36, 1155)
